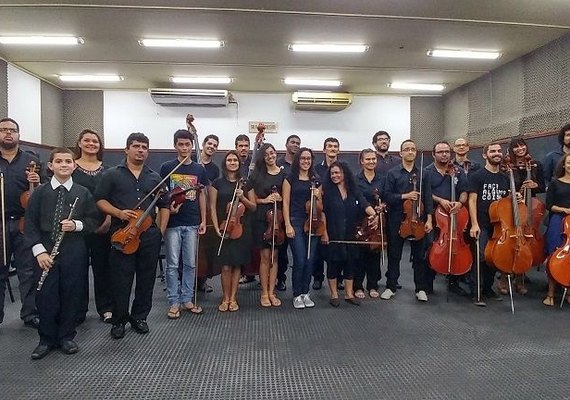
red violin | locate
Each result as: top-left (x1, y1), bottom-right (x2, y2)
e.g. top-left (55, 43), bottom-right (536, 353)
top-left (219, 179), bottom-right (246, 240)
top-left (263, 185), bottom-right (285, 246)
top-left (399, 173), bottom-right (425, 240)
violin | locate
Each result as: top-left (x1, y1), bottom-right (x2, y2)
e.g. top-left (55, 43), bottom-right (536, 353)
top-left (18, 160), bottom-right (40, 233)
top-left (304, 176), bottom-right (326, 237)
top-left (547, 215), bottom-right (570, 288)
top-left (111, 188), bottom-right (166, 254)
top-left (484, 155), bottom-right (533, 275)
top-left (399, 173), bottom-right (425, 240)
top-left (219, 178), bottom-right (246, 240)
top-left (428, 162), bottom-right (472, 276)
top-left (355, 189), bottom-right (387, 252)
top-left (169, 184), bottom-right (203, 208)
top-left (263, 185), bottom-right (285, 246)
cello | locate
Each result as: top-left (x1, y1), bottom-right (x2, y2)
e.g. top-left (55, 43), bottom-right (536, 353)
top-left (519, 156), bottom-right (546, 266)
top-left (428, 162), bottom-right (472, 276)
top-left (304, 176), bottom-right (326, 259)
top-left (547, 214), bottom-right (570, 306)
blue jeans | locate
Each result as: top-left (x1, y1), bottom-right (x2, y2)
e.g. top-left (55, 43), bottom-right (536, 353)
top-left (164, 225), bottom-right (198, 306)
top-left (289, 218), bottom-right (318, 297)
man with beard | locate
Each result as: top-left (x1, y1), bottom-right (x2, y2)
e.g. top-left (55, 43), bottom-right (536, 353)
top-left (544, 123), bottom-right (570, 186)
top-left (452, 138), bottom-right (481, 176)
top-left (198, 134), bottom-right (220, 183)
top-left (467, 142), bottom-right (510, 306)
top-left (373, 131), bottom-right (401, 178)
top-left (0, 117), bottom-right (41, 328)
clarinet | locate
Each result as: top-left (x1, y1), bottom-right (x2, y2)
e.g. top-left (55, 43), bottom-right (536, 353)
top-left (37, 197), bottom-right (79, 291)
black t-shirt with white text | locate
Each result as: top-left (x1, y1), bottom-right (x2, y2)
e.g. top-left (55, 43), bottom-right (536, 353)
top-left (467, 167), bottom-right (510, 229)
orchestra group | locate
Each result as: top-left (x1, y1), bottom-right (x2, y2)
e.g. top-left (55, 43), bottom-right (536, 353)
top-left (1, 114), bottom-right (569, 361)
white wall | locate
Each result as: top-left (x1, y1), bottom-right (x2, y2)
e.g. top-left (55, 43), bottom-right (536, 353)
top-left (7, 64), bottom-right (41, 143)
top-left (104, 91), bottom-right (410, 151)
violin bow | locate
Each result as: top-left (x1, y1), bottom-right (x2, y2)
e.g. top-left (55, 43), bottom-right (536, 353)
top-left (217, 179), bottom-right (240, 256)
top-left (0, 172), bottom-right (5, 269)
top-left (473, 238), bottom-right (486, 307)
top-left (307, 178), bottom-right (315, 260)
top-left (378, 195), bottom-right (386, 271)
top-left (271, 185), bottom-right (277, 266)
top-left (417, 153), bottom-right (424, 218)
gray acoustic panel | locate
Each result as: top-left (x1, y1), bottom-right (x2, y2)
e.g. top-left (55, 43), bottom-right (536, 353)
top-left (443, 87), bottom-right (468, 143)
top-left (0, 60), bottom-right (7, 118)
top-left (410, 96), bottom-right (444, 151)
top-left (40, 81), bottom-right (63, 146)
top-left (62, 90), bottom-right (104, 148)
top-left (467, 75), bottom-right (492, 133)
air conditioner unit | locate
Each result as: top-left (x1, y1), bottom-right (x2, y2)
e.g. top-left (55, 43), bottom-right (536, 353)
top-left (149, 88), bottom-right (229, 107)
top-left (292, 91), bottom-right (352, 111)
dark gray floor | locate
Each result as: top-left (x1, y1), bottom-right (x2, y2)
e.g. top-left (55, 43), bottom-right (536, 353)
top-left (2, 249), bottom-right (570, 400)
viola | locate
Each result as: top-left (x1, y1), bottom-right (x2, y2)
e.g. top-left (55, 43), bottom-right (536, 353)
top-left (547, 215), bottom-right (570, 288)
top-left (355, 189), bottom-right (387, 252)
top-left (304, 177), bottom-right (326, 237)
top-left (399, 173), bottom-right (425, 240)
top-left (219, 178), bottom-right (246, 240)
top-left (263, 185), bottom-right (285, 246)
top-left (428, 162), bottom-right (472, 276)
top-left (18, 161), bottom-right (40, 233)
top-left (111, 188), bottom-right (166, 254)
top-left (484, 155), bottom-right (533, 275)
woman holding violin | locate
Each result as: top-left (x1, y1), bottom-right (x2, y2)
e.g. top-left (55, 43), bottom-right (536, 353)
top-left (283, 148), bottom-right (323, 309)
top-left (210, 151), bottom-right (256, 312)
top-left (354, 148), bottom-right (386, 299)
top-left (543, 153), bottom-right (570, 306)
top-left (247, 143), bottom-right (286, 308)
top-left (322, 161), bottom-right (378, 307)
top-left (72, 129), bottom-right (113, 324)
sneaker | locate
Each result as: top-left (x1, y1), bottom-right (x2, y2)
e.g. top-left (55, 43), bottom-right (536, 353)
top-left (302, 294), bottom-right (315, 308)
top-left (293, 295), bottom-right (305, 309)
top-left (415, 290), bottom-right (428, 302)
top-left (380, 288), bottom-right (395, 300)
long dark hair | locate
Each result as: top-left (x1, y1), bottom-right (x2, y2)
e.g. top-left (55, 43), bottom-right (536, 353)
top-left (508, 136), bottom-right (528, 160)
top-left (324, 160), bottom-right (357, 194)
top-left (554, 153), bottom-right (570, 180)
top-left (221, 150), bottom-right (242, 180)
top-left (75, 129), bottom-right (104, 161)
top-left (252, 143), bottom-right (276, 179)
top-left (289, 147), bottom-right (315, 182)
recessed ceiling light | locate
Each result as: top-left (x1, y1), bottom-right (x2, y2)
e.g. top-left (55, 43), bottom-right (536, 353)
top-left (139, 39), bottom-right (224, 48)
top-left (288, 44), bottom-right (368, 53)
top-left (427, 49), bottom-right (501, 60)
top-left (283, 78), bottom-right (342, 87)
top-left (388, 82), bottom-right (445, 91)
top-left (58, 75), bottom-right (123, 82)
top-left (0, 36), bottom-right (83, 45)
top-left (170, 76), bottom-right (232, 84)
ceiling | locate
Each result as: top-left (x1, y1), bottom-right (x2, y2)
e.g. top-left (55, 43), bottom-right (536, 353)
top-left (0, 0), bottom-right (568, 95)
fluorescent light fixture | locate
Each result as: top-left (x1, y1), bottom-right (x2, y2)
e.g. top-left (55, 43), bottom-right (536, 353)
top-left (427, 49), bottom-right (501, 59)
top-left (283, 78), bottom-right (342, 87)
top-left (288, 43), bottom-right (368, 53)
top-left (0, 36), bottom-right (83, 45)
top-left (388, 82), bottom-right (445, 91)
top-left (170, 76), bottom-right (232, 84)
top-left (139, 38), bottom-right (223, 48)
top-left (58, 75), bottom-right (123, 82)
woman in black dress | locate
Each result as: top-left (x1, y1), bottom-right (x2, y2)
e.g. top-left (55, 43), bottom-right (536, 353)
top-left (72, 129), bottom-right (112, 323)
top-left (247, 143), bottom-right (286, 307)
top-left (322, 161), bottom-right (378, 307)
top-left (210, 151), bottom-right (256, 312)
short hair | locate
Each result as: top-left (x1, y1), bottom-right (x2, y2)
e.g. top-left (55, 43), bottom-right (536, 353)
top-left (359, 148), bottom-right (376, 162)
top-left (558, 123), bottom-right (570, 146)
top-left (372, 130), bottom-right (390, 144)
top-left (173, 129), bottom-right (194, 146)
top-left (202, 134), bottom-right (219, 146)
top-left (432, 141), bottom-right (451, 154)
top-left (0, 117), bottom-right (19, 132)
top-left (323, 137), bottom-right (339, 149)
top-left (286, 134), bottom-right (301, 144)
top-left (75, 129), bottom-right (104, 161)
top-left (126, 132), bottom-right (149, 148)
top-left (400, 139), bottom-right (416, 151)
top-left (234, 134), bottom-right (250, 146)
top-left (49, 147), bottom-right (75, 162)
top-left (483, 141), bottom-right (502, 155)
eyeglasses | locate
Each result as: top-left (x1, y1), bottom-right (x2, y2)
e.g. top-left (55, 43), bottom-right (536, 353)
top-left (402, 147), bottom-right (416, 153)
top-left (0, 128), bottom-right (18, 133)
top-left (435, 150), bottom-right (450, 154)
top-left (300, 157), bottom-right (312, 161)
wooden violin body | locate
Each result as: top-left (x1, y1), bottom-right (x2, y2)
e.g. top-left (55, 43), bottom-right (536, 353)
top-left (220, 180), bottom-right (246, 240)
top-left (263, 208), bottom-right (285, 246)
top-left (304, 179), bottom-right (326, 236)
top-left (400, 199), bottom-right (425, 240)
top-left (547, 215), bottom-right (570, 287)
top-left (354, 212), bottom-right (386, 252)
top-left (111, 209), bottom-right (153, 255)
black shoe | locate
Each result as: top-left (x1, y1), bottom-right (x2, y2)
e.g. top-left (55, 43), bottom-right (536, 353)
top-left (396, 284), bottom-right (402, 290)
top-left (75, 316), bottom-right (86, 326)
top-left (275, 280), bottom-right (286, 291)
top-left (60, 340), bottom-right (79, 355)
top-left (130, 319), bottom-right (149, 334)
top-left (329, 298), bottom-right (340, 307)
top-left (483, 289), bottom-right (503, 301)
top-left (31, 344), bottom-right (52, 360)
top-left (337, 281), bottom-right (344, 291)
top-left (345, 297), bottom-right (361, 306)
top-left (312, 280), bottom-right (323, 290)
top-left (24, 316), bottom-right (40, 329)
top-left (449, 283), bottom-right (468, 297)
top-left (198, 283), bottom-right (213, 293)
top-left (111, 323), bottom-right (126, 339)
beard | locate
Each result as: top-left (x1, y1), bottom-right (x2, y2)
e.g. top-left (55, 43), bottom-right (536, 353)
top-left (0, 140), bottom-right (17, 150)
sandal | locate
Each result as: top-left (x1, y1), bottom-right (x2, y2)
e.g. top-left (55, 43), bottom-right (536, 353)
top-left (269, 295), bottom-right (281, 307)
top-left (183, 302), bottom-right (203, 314)
top-left (218, 301), bottom-right (229, 312)
top-left (354, 290), bottom-right (365, 299)
top-left (260, 295), bottom-right (271, 307)
top-left (229, 301), bottom-right (239, 312)
top-left (167, 306), bottom-right (181, 319)
top-left (369, 289), bottom-right (380, 299)
top-left (543, 296), bottom-right (554, 307)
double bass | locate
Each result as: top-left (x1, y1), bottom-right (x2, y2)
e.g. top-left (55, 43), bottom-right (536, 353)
top-left (428, 162), bottom-right (472, 276)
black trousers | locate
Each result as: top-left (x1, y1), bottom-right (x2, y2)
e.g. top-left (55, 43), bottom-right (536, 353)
top-left (354, 248), bottom-right (381, 291)
top-left (36, 243), bottom-right (88, 346)
top-left (0, 219), bottom-right (38, 324)
top-left (109, 227), bottom-right (162, 324)
top-left (77, 232), bottom-right (112, 319)
top-left (470, 227), bottom-right (496, 294)
top-left (385, 221), bottom-right (429, 293)
top-left (277, 236), bottom-right (289, 283)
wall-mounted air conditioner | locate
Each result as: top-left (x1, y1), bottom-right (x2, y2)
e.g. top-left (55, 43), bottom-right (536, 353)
top-left (149, 88), bottom-right (229, 107)
top-left (292, 91), bottom-right (353, 111)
